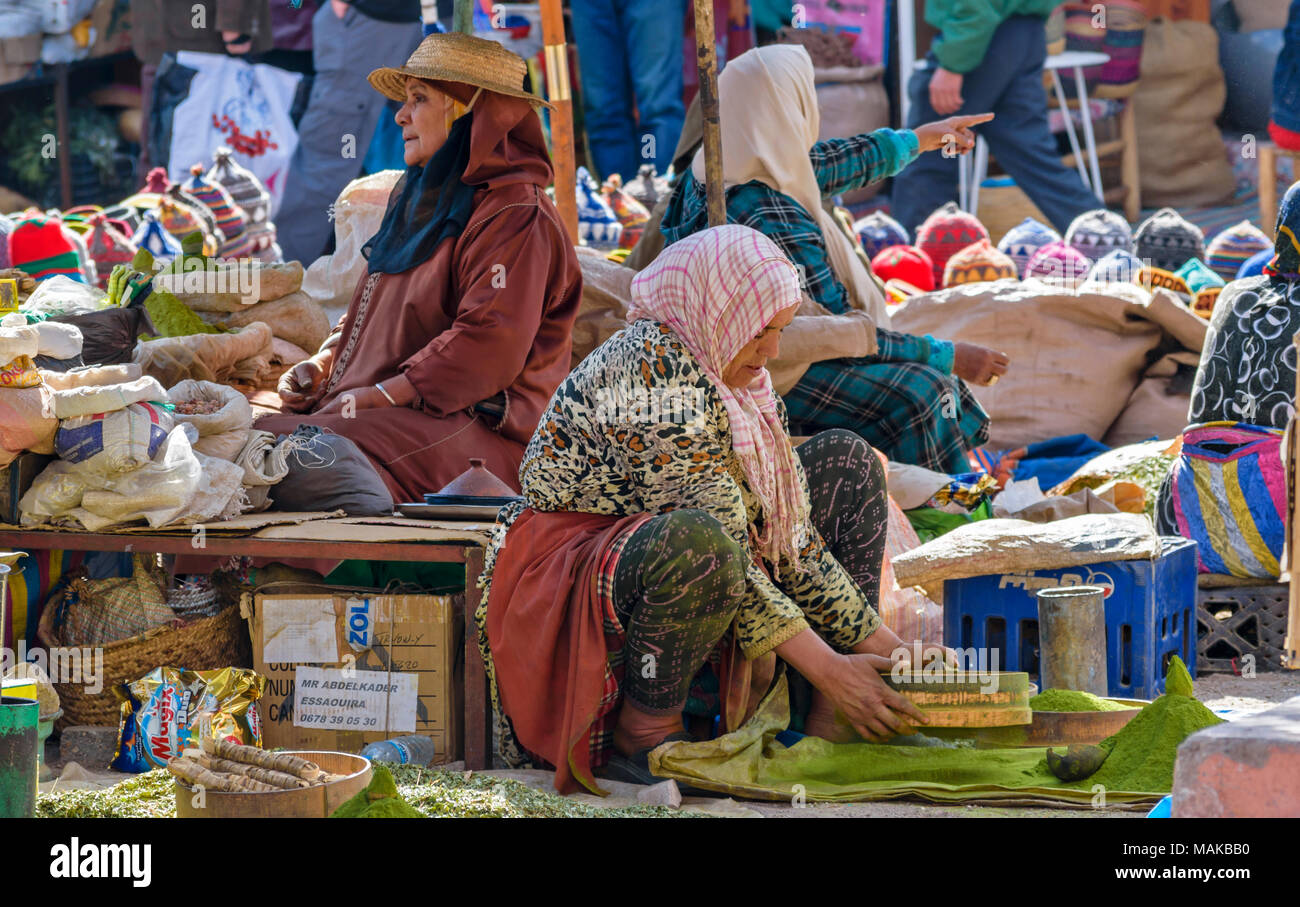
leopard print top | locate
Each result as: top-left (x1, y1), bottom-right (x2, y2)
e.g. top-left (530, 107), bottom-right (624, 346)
top-left (485, 318), bottom-right (879, 658)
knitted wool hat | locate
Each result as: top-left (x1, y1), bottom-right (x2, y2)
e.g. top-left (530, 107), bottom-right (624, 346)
top-left (870, 244), bottom-right (936, 292)
top-left (854, 210), bottom-right (910, 261)
top-left (576, 166), bottom-right (622, 247)
top-left (1025, 241), bottom-right (1091, 287)
top-left (1137, 266), bottom-right (1191, 300)
top-left (996, 217), bottom-right (1060, 278)
top-left (1205, 220), bottom-right (1272, 280)
top-left (1065, 208), bottom-right (1133, 260)
top-left (1088, 248), bottom-right (1144, 283)
top-left (1134, 207), bottom-right (1205, 271)
top-left (942, 239), bottom-right (1018, 287)
top-left (1237, 247), bottom-right (1273, 279)
top-left (132, 210), bottom-right (183, 262)
top-left (601, 174), bottom-right (650, 250)
top-left (1175, 257), bottom-right (1225, 295)
top-left (916, 202), bottom-right (989, 287)
top-left (157, 197), bottom-right (219, 257)
top-left (182, 162), bottom-right (247, 243)
top-left (85, 214), bottom-right (137, 289)
top-left (207, 147), bottom-right (276, 256)
top-left (1193, 286), bottom-right (1222, 320)
top-left (7, 213), bottom-right (87, 283)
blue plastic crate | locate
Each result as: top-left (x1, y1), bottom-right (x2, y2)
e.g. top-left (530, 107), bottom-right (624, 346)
top-left (942, 536), bottom-right (1198, 700)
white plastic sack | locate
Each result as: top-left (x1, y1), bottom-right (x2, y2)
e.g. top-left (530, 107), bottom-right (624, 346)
top-left (167, 379), bottom-right (253, 461)
top-left (301, 170), bottom-right (403, 313)
top-left (54, 401), bottom-right (174, 475)
top-left (39, 363), bottom-right (143, 391)
top-left (0, 323), bottom-right (39, 364)
top-left (50, 375), bottom-right (167, 419)
top-left (168, 52), bottom-right (302, 217)
top-left (31, 320), bottom-right (82, 359)
top-left (21, 426), bottom-right (244, 530)
top-left (19, 275), bottom-right (107, 318)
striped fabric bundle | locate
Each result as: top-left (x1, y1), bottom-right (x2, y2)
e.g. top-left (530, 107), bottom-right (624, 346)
top-left (1205, 220), bottom-right (1273, 280)
top-left (1064, 3), bottom-right (1106, 84)
top-left (1162, 422), bottom-right (1285, 578)
top-left (1100, 0), bottom-right (1146, 89)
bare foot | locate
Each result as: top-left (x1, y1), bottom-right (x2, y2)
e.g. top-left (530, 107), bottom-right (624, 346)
top-left (803, 690), bottom-right (859, 743)
top-left (612, 702), bottom-right (686, 757)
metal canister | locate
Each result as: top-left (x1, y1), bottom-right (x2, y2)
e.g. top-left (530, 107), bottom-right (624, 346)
top-left (0, 697), bottom-right (38, 817)
top-left (1036, 585), bottom-right (1109, 696)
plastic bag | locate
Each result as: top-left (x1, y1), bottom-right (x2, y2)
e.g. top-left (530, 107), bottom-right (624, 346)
top-left (0, 384), bottom-right (56, 458)
top-left (20, 274), bottom-right (107, 317)
top-left (877, 495), bottom-right (943, 644)
top-left (301, 170), bottom-right (403, 311)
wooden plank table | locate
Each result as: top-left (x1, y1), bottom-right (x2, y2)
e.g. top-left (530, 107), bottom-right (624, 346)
top-left (0, 520), bottom-right (497, 769)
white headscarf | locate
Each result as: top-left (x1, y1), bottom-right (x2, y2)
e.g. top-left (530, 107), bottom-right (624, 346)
top-left (690, 43), bottom-right (891, 331)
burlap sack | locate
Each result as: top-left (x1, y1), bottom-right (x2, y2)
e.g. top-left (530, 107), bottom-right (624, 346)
top-left (133, 322), bottom-right (274, 387)
top-left (814, 64), bottom-right (889, 205)
top-left (167, 379), bottom-right (254, 462)
top-left (891, 512), bottom-right (1161, 591)
top-left (1132, 20), bottom-right (1234, 207)
top-left (167, 261), bottom-right (305, 312)
top-left (889, 282), bottom-right (1207, 450)
top-left (571, 249), bottom-right (632, 368)
top-left (1102, 350), bottom-right (1200, 447)
top-left (218, 290), bottom-right (330, 354)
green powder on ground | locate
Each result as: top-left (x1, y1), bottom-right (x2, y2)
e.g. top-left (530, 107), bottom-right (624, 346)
top-left (331, 765), bottom-right (423, 818)
top-left (1056, 657), bottom-right (1222, 793)
top-left (1030, 689), bottom-right (1130, 712)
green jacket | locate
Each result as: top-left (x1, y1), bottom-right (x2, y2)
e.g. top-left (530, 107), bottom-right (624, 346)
top-left (926, 0), bottom-right (1061, 74)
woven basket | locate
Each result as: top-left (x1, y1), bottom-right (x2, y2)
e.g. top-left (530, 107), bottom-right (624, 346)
top-left (39, 604), bottom-right (253, 733)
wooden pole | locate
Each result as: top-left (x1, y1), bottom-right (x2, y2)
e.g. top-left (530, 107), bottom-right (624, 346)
top-left (539, 0), bottom-right (579, 244)
top-left (694, 0), bottom-right (725, 227)
top-left (1287, 330), bottom-right (1300, 669)
top-left (452, 0), bottom-right (474, 34)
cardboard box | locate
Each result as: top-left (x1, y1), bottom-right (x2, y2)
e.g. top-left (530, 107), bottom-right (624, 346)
top-left (243, 589), bottom-right (463, 763)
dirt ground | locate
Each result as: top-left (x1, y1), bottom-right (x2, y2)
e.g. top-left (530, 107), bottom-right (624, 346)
top-left (484, 669), bottom-right (1300, 819)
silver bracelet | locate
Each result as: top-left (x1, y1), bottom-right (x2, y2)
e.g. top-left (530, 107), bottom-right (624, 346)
top-left (375, 381), bottom-right (399, 406)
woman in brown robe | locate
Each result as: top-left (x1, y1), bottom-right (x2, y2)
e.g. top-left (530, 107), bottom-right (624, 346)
top-left (258, 33), bottom-right (581, 500)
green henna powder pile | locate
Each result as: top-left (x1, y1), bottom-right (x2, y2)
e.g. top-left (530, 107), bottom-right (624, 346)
top-left (1057, 656), bottom-right (1222, 793)
top-left (1030, 689), bottom-right (1130, 712)
top-left (330, 765), bottom-right (424, 818)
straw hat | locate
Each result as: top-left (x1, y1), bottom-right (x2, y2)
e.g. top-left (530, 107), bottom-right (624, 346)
top-left (368, 32), bottom-right (553, 110)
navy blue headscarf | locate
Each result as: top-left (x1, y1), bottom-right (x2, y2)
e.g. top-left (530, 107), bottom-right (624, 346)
top-left (1267, 181), bottom-right (1300, 280)
top-left (363, 110), bottom-right (477, 275)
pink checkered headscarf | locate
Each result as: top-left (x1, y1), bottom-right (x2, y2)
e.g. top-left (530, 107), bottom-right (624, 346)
top-left (627, 225), bottom-right (809, 570)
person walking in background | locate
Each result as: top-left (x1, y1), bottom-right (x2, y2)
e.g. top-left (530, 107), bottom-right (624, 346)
top-left (570, 0), bottom-right (688, 182)
top-left (891, 0), bottom-right (1099, 235)
top-left (130, 0), bottom-right (274, 180)
top-left (1269, 0), bottom-right (1300, 151)
top-left (275, 0), bottom-right (424, 263)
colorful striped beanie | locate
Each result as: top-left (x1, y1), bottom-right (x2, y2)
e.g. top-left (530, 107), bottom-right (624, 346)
top-left (870, 244), bottom-right (935, 292)
top-left (1088, 248), bottom-right (1143, 283)
top-left (85, 214), bottom-right (137, 289)
top-left (1065, 208), bottom-right (1133, 260)
top-left (182, 162), bottom-right (247, 244)
top-left (854, 210), bottom-right (910, 261)
top-left (132, 210), bottom-right (183, 262)
top-left (1237, 247), bottom-right (1273, 279)
top-left (1205, 220), bottom-right (1272, 280)
top-left (916, 202), bottom-right (989, 287)
top-left (6, 214), bottom-right (88, 283)
top-left (997, 216), bottom-right (1060, 277)
top-left (943, 239), bottom-right (1018, 287)
top-left (1025, 241), bottom-right (1091, 288)
top-left (1134, 207), bottom-right (1205, 271)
